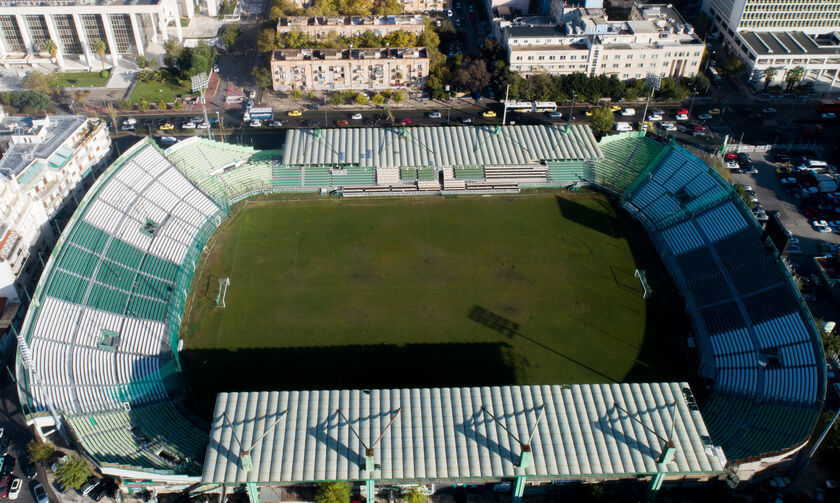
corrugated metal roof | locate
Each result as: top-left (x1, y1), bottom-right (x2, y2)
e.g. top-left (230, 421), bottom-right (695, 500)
top-left (281, 125), bottom-right (603, 169)
top-left (202, 383), bottom-right (725, 484)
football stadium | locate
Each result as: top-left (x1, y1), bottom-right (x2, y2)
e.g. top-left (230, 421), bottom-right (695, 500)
top-left (13, 125), bottom-right (826, 501)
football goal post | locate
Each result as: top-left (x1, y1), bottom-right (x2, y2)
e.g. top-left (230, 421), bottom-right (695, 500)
top-left (635, 269), bottom-right (652, 299)
top-left (216, 277), bottom-right (230, 308)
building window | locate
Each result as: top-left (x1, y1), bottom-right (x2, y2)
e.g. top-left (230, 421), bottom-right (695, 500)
top-left (25, 15), bottom-right (49, 51)
top-left (107, 14), bottom-right (134, 55)
top-left (53, 14), bottom-right (82, 55)
top-left (0, 16), bottom-right (25, 53)
top-left (80, 14), bottom-right (109, 54)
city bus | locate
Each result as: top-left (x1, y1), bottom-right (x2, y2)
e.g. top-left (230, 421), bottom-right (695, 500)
top-left (505, 101), bottom-right (534, 112)
top-left (534, 101), bottom-right (558, 112)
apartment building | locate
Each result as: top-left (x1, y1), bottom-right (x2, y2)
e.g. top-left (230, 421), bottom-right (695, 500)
top-left (0, 0), bottom-right (189, 70)
top-left (0, 111), bottom-right (110, 301)
top-left (277, 14), bottom-right (426, 38)
top-left (270, 47), bottom-right (429, 91)
top-left (501, 4), bottom-right (703, 80)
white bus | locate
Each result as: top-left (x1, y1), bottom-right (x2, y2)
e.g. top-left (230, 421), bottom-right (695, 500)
top-left (505, 100), bottom-right (534, 112)
top-left (534, 101), bottom-right (557, 112)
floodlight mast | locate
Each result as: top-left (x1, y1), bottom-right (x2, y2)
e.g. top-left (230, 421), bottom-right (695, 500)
top-left (222, 410), bottom-right (288, 471)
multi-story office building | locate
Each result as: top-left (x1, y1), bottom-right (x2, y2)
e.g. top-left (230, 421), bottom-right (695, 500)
top-left (501, 4), bottom-right (703, 79)
top-left (704, 0), bottom-right (840, 35)
top-left (0, 0), bottom-right (191, 69)
top-left (277, 14), bottom-right (426, 38)
top-left (702, 0), bottom-right (840, 90)
top-left (270, 47), bottom-right (429, 91)
top-left (0, 110), bottom-right (111, 301)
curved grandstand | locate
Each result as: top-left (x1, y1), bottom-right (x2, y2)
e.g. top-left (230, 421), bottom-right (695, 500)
top-left (14, 126), bottom-right (825, 486)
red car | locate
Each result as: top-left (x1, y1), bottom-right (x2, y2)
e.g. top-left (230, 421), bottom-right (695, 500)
top-left (336, 120), bottom-right (348, 126)
top-left (399, 118), bottom-right (411, 125)
top-left (0, 474), bottom-right (13, 498)
top-left (676, 108), bottom-right (689, 115)
top-left (724, 152), bottom-right (738, 160)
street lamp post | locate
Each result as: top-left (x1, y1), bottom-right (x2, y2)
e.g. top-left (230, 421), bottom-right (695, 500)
top-left (569, 91), bottom-right (576, 120)
top-left (688, 88), bottom-right (698, 116)
top-left (640, 73), bottom-right (662, 132)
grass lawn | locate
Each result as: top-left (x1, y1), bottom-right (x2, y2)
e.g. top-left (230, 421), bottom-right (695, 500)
top-left (181, 193), bottom-right (687, 415)
top-left (54, 71), bottom-right (109, 87)
top-left (128, 71), bottom-right (193, 104)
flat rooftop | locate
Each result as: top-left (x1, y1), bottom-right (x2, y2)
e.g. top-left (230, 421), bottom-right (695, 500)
top-left (202, 384), bottom-right (726, 484)
top-left (740, 30), bottom-right (840, 57)
top-left (0, 115), bottom-right (86, 182)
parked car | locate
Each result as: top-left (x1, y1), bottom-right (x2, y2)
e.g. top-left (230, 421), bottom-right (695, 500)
top-left (213, 64), bottom-right (220, 73)
top-left (725, 152), bottom-right (738, 161)
top-left (123, 116), bottom-right (137, 125)
top-left (675, 108), bottom-right (689, 115)
top-left (32, 483), bottom-right (48, 503)
top-left (609, 105), bottom-right (622, 112)
top-left (351, 113), bottom-right (363, 120)
top-left (482, 110), bottom-right (496, 118)
top-left (197, 121), bottom-right (210, 129)
top-left (548, 111), bottom-right (563, 118)
top-left (650, 109), bottom-right (665, 116)
top-left (287, 110), bottom-right (302, 117)
top-left (8, 477), bottom-right (20, 499)
top-left (249, 119), bottom-right (262, 127)
top-left (0, 435), bottom-right (10, 456)
top-left (660, 122), bottom-right (677, 131)
top-left (620, 108), bottom-right (636, 116)
top-left (675, 113), bottom-right (688, 121)
top-left (80, 476), bottom-right (100, 497)
top-left (460, 117), bottom-right (473, 124)
top-left (426, 111), bottom-right (442, 118)
top-left (267, 120), bottom-right (284, 127)
top-left (305, 103), bottom-right (319, 110)
top-left (120, 123), bottom-right (135, 131)
top-left (182, 122), bottom-right (196, 129)
top-left (0, 475), bottom-right (13, 498)
top-left (159, 122), bottom-right (174, 131)
top-left (697, 113), bottom-right (713, 120)
top-left (647, 114), bottom-right (663, 121)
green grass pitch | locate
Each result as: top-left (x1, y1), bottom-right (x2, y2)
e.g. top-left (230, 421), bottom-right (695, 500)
top-left (180, 193), bottom-right (687, 414)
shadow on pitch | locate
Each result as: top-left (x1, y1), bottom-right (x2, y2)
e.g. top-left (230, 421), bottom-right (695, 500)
top-left (180, 342), bottom-right (517, 419)
top-left (468, 305), bottom-right (616, 383)
top-left (555, 195), bottom-right (620, 238)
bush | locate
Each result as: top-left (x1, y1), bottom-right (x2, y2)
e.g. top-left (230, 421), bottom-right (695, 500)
top-left (329, 93), bottom-right (346, 105)
top-left (136, 55), bottom-right (155, 69)
top-left (355, 92), bottom-right (368, 105)
top-left (173, 100), bottom-right (184, 110)
top-left (117, 98), bottom-right (131, 111)
top-left (290, 89), bottom-right (303, 99)
top-left (54, 455), bottom-right (92, 491)
top-left (138, 99), bottom-right (149, 111)
top-left (372, 93), bottom-right (385, 105)
top-left (157, 100), bottom-right (167, 110)
top-left (99, 70), bottom-right (109, 79)
top-left (392, 90), bottom-right (405, 103)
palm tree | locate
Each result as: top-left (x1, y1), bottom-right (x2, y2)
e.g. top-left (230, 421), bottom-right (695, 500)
top-left (44, 39), bottom-right (58, 61)
top-left (785, 65), bottom-right (806, 91)
top-left (91, 39), bottom-right (107, 71)
top-left (763, 66), bottom-right (777, 90)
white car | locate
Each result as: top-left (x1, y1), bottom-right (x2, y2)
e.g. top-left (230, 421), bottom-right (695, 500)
top-left (8, 477), bottom-right (20, 500)
top-left (160, 136), bottom-right (177, 144)
top-left (32, 483), bottom-right (48, 503)
top-left (182, 121), bottom-right (196, 129)
top-left (426, 111), bottom-right (442, 118)
top-left (726, 161), bottom-right (739, 170)
top-left (660, 122), bottom-right (677, 131)
top-left (697, 113), bottom-right (713, 120)
top-left (250, 119), bottom-right (262, 127)
top-left (268, 120), bottom-right (284, 127)
top-left (647, 114), bottom-right (663, 121)
top-left (197, 121), bottom-right (210, 129)
top-left (120, 123), bottom-right (135, 131)
top-left (675, 113), bottom-right (689, 121)
top-left (351, 113), bottom-right (363, 120)
top-left (620, 108), bottom-right (636, 116)
top-left (548, 111), bottom-right (563, 118)
top-left (123, 116), bottom-right (137, 125)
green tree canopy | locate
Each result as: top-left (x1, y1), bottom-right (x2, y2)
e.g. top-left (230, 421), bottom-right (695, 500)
top-left (91, 39), bottom-right (107, 71)
top-left (253, 66), bottom-right (273, 89)
top-left (221, 23), bottom-right (241, 51)
top-left (22, 71), bottom-right (56, 95)
top-left (589, 105), bottom-right (614, 136)
top-left (315, 481), bottom-right (351, 503)
top-left (54, 455), bottom-right (92, 491)
top-left (26, 439), bottom-right (54, 464)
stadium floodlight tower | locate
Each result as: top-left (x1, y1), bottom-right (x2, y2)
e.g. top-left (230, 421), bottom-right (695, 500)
top-left (480, 404), bottom-right (546, 503)
top-left (640, 73), bottom-right (662, 133)
top-left (191, 73), bottom-right (213, 141)
top-left (336, 407), bottom-right (402, 503)
top-left (221, 409), bottom-right (288, 503)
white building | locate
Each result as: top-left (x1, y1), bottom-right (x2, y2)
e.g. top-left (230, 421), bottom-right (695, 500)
top-left (0, 0), bottom-right (193, 69)
top-left (0, 111), bottom-right (111, 301)
top-left (500, 4), bottom-right (703, 79)
top-left (702, 0), bottom-right (840, 90)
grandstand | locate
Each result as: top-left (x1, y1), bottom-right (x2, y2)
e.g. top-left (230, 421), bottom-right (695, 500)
top-left (620, 144), bottom-right (825, 472)
top-left (15, 137), bottom-right (222, 480)
top-left (13, 125), bottom-right (826, 494)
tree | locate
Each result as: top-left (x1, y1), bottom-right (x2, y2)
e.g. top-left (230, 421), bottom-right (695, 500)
top-left (253, 66), bottom-right (273, 89)
top-left (26, 439), bottom-right (54, 464)
top-left (385, 30), bottom-right (416, 48)
top-left (137, 99), bottom-right (149, 111)
top-left (54, 455), bottom-right (92, 491)
top-left (372, 93), bottom-right (385, 105)
top-left (5, 90), bottom-right (50, 113)
top-left (763, 66), bottom-right (777, 90)
top-left (392, 90), bottom-right (405, 103)
top-left (163, 39), bottom-right (184, 68)
top-left (117, 98), bottom-right (132, 111)
top-left (589, 105), bottom-right (614, 136)
top-left (157, 99), bottom-right (167, 110)
top-left (184, 41), bottom-right (215, 77)
top-left (307, 90), bottom-right (315, 99)
top-left (402, 487), bottom-right (427, 503)
top-left (452, 58), bottom-right (490, 94)
top-left (290, 89), bottom-right (303, 99)
top-left (733, 183), bottom-right (757, 210)
top-left (44, 39), bottom-right (58, 62)
top-left (814, 410), bottom-right (840, 466)
top-left (136, 55), bottom-right (155, 69)
top-left (91, 39), bottom-right (107, 71)
top-left (375, 0), bottom-right (402, 15)
top-left (258, 28), bottom-right (279, 53)
top-left (315, 481), bottom-right (351, 503)
top-left (355, 92), bottom-right (368, 105)
top-left (221, 24), bottom-right (241, 51)
top-left (173, 99), bottom-right (184, 110)
top-left (723, 56), bottom-right (744, 77)
top-left (785, 66), bottom-right (806, 91)
top-left (106, 102), bottom-right (119, 131)
top-left (22, 71), bottom-right (56, 95)
top-left (329, 92), bottom-right (346, 105)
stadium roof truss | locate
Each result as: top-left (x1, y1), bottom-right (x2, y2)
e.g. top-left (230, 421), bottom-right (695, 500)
top-left (202, 384), bottom-right (726, 486)
top-left (281, 125), bottom-right (603, 169)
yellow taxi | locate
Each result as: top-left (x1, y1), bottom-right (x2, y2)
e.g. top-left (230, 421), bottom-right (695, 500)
top-left (482, 110), bottom-right (497, 118)
top-left (159, 123), bottom-right (174, 131)
top-left (584, 109), bottom-right (594, 116)
top-left (609, 105), bottom-right (622, 112)
top-left (288, 110), bottom-right (303, 117)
